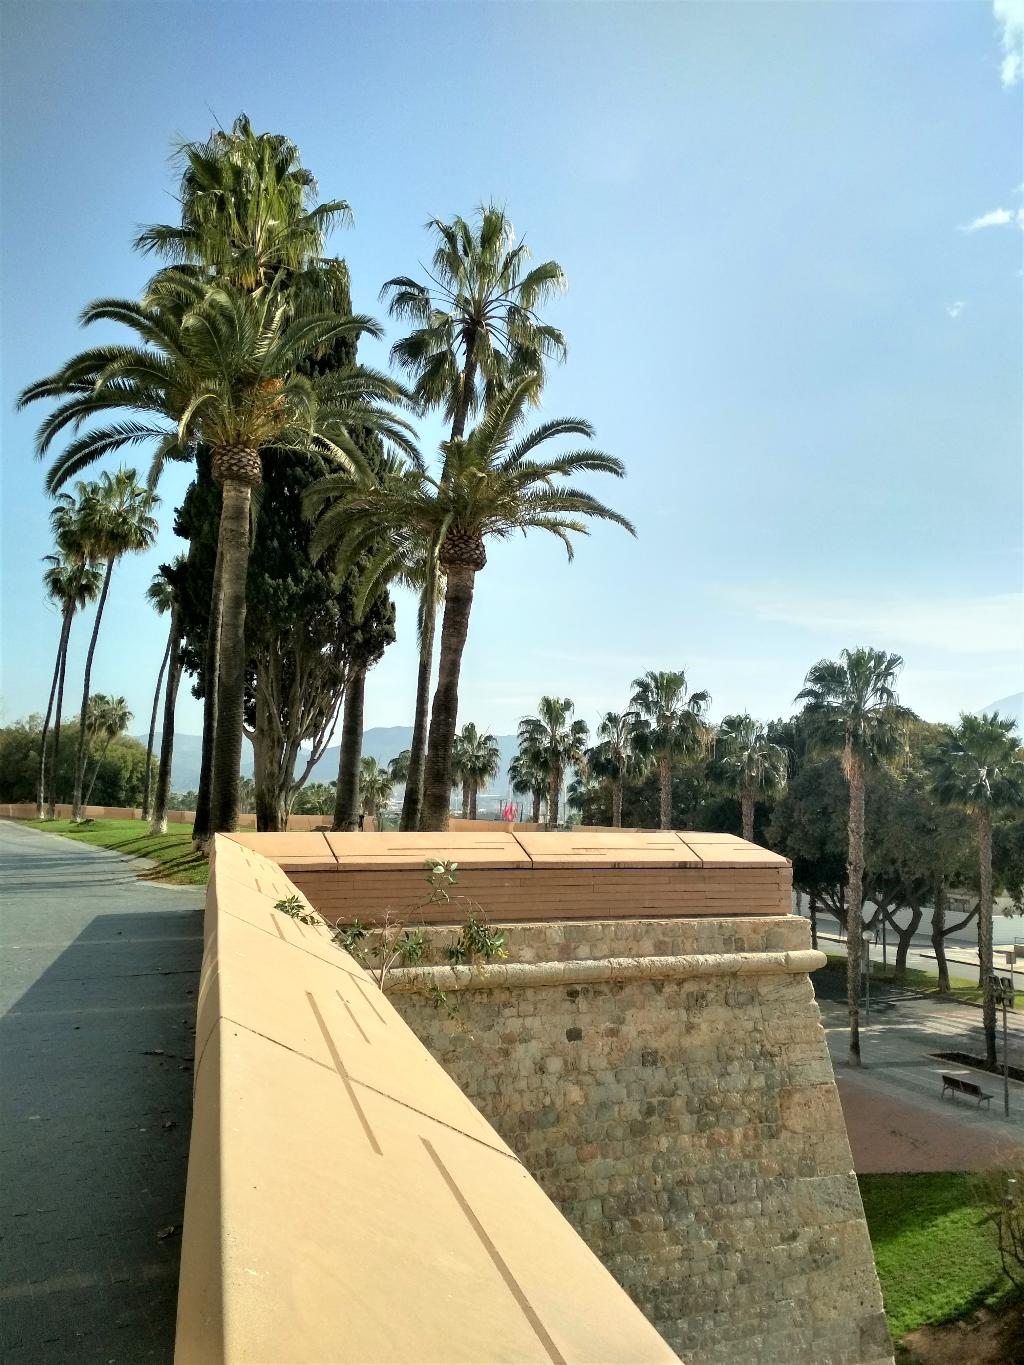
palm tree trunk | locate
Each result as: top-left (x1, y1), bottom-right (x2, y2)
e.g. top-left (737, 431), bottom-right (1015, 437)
top-left (400, 586), bottom-right (436, 831)
top-left (142, 629), bottom-right (171, 819)
top-left (48, 621), bottom-right (73, 818)
top-left (38, 606), bottom-right (73, 818)
top-left (333, 665), bottom-right (366, 831)
top-left (846, 750), bottom-right (866, 1067)
top-left (210, 480), bottom-right (251, 837)
top-left (932, 879), bottom-right (950, 993)
top-left (531, 790), bottom-right (542, 825)
top-left (83, 734), bottom-right (115, 808)
top-left (809, 894), bottom-right (819, 951)
top-left (151, 607), bottom-right (182, 835)
top-left (193, 538), bottom-right (224, 847)
top-left (72, 557), bottom-right (114, 820)
top-left (462, 783), bottom-right (471, 820)
top-left (547, 767), bottom-right (560, 831)
top-left (740, 787), bottom-right (755, 842)
top-left (450, 354), bottom-right (478, 442)
top-left (421, 565), bottom-right (477, 831)
top-left (469, 782), bottom-right (479, 821)
top-left (612, 777), bottom-right (623, 828)
top-left (658, 752), bottom-right (672, 830)
top-left (978, 806), bottom-right (996, 1067)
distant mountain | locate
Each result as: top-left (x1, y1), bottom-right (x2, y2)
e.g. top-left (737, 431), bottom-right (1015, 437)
top-left (980, 693), bottom-right (1024, 732)
top-left (146, 726), bottom-right (522, 805)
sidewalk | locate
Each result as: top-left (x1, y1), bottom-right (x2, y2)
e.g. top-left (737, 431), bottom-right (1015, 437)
top-left (0, 821), bottom-right (204, 1363)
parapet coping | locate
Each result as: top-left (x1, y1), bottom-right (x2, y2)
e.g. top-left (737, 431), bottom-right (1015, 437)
top-left (386, 949), bottom-right (827, 994)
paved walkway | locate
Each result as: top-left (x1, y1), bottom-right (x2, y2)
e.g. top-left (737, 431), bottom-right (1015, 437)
top-left (0, 821), bottom-right (204, 1364)
top-left (815, 970), bottom-right (1024, 1171)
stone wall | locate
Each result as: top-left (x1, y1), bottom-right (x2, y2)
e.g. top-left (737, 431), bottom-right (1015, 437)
top-left (387, 915), bottom-right (892, 1365)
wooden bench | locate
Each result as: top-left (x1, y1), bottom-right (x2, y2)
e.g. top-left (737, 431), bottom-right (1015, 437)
top-left (941, 1073), bottom-right (993, 1108)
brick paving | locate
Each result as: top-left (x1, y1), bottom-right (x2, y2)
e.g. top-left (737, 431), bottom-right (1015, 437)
top-left (0, 821), bottom-right (203, 1364)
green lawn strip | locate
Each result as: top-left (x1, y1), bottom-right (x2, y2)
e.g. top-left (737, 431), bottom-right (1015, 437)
top-left (859, 1172), bottom-right (1013, 1341)
top-left (823, 951), bottom-right (1023, 1008)
top-left (23, 818), bottom-right (208, 886)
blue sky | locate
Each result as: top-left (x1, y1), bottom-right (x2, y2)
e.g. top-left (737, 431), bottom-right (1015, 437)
top-left (2, 0), bottom-right (1021, 745)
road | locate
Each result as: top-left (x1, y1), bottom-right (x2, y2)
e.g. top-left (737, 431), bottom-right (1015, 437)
top-left (0, 820), bottom-right (204, 1364)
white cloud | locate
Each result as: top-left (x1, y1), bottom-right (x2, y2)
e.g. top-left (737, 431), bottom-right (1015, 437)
top-left (995, 0), bottom-right (1024, 84)
top-left (737, 589), bottom-right (1023, 657)
top-left (960, 206), bottom-right (1024, 231)
top-left (946, 300), bottom-right (966, 319)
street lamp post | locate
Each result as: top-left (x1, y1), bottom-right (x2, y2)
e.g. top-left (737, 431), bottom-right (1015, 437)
top-left (862, 929), bottom-right (874, 1027)
top-left (989, 974), bottom-right (1014, 1119)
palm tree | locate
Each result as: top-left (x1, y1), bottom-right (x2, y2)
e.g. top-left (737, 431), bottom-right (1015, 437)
top-left (141, 570), bottom-right (176, 819)
top-left (379, 206), bottom-right (567, 827)
top-left (309, 377), bottom-right (633, 830)
top-left (66, 472), bottom-right (157, 820)
top-left (518, 699), bottom-right (590, 830)
top-left (82, 695), bottom-right (132, 808)
top-left (796, 647), bottom-right (914, 1066)
top-left (509, 747), bottom-right (547, 826)
top-left (713, 713), bottom-right (789, 842)
top-left (359, 756), bottom-right (393, 830)
top-left (149, 558), bottom-right (186, 835)
top-left (134, 113), bottom-right (353, 294)
top-left (630, 670), bottom-right (712, 831)
top-left (929, 712), bottom-right (1024, 1067)
top-left (37, 491), bottom-right (102, 817)
top-left (451, 723), bottom-right (501, 820)
top-left (21, 276), bottom-right (411, 837)
top-left (388, 750), bottom-right (412, 784)
top-left (586, 710), bottom-right (640, 827)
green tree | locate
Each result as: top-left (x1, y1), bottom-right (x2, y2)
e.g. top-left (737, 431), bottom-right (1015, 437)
top-left (508, 746), bottom-right (547, 825)
top-left (82, 695), bottom-right (133, 808)
top-left (308, 375), bottom-right (632, 830)
top-left (929, 712), bottom-right (1024, 1066)
top-left (141, 570), bottom-right (175, 819)
top-left (292, 782), bottom-right (336, 817)
top-left (585, 711), bottom-right (641, 827)
top-left (451, 723), bottom-right (501, 820)
top-left (21, 276), bottom-right (408, 838)
top-left (630, 670), bottom-right (712, 830)
top-left (37, 490), bottom-right (102, 817)
top-left (712, 713), bottom-right (788, 842)
top-left (380, 205), bottom-right (567, 829)
top-left (388, 750), bottom-right (411, 784)
top-left (796, 647), bottom-right (914, 1066)
top-left (358, 756), bottom-right (393, 830)
top-left (517, 698), bottom-right (589, 830)
top-left (149, 557), bottom-right (187, 835)
top-left (67, 472), bottom-right (157, 820)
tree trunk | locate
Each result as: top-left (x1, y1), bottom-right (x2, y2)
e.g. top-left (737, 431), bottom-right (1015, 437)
top-left (658, 752), bottom-right (672, 830)
top-left (150, 607), bottom-right (182, 835)
top-left (400, 585), bottom-right (436, 831)
top-left (253, 688), bottom-right (287, 833)
top-left (83, 734), bottom-right (115, 809)
top-left (932, 879), bottom-right (950, 993)
top-left (547, 766), bottom-right (560, 831)
top-left (612, 777), bottom-right (623, 828)
top-left (461, 782), bottom-right (471, 821)
top-left (531, 790), bottom-right (542, 825)
top-left (740, 786), bottom-right (755, 843)
top-left (845, 750), bottom-right (866, 1066)
top-left (48, 616), bottom-right (74, 818)
top-left (809, 894), bottom-right (819, 951)
top-left (142, 628), bottom-right (171, 819)
top-left (978, 806), bottom-right (996, 1068)
top-left (192, 538), bottom-right (224, 847)
top-left (893, 905), bottom-right (922, 988)
top-left (469, 782), bottom-right (479, 821)
top-left (72, 557), bottom-right (114, 820)
top-left (209, 480), bottom-right (252, 837)
top-left (421, 565), bottom-right (477, 831)
top-left (450, 354), bottom-right (478, 442)
top-left (38, 606), bottom-right (73, 818)
top-left (333, 666), bottom-right (365, 832)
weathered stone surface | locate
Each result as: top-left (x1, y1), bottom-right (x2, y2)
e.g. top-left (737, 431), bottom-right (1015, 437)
top-left (390, 915), bottom-right (893, 1365)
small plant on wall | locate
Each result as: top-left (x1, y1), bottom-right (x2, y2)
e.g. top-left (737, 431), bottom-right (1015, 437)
top-left (333, 860), bottom-right (507, 1014)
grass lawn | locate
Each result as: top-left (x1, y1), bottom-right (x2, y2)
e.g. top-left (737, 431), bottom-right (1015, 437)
top-left (859, 1172), bottom-right (1014, 1342)
top-left (24, 818), bottom-right (209, 886)
top-left (823, 952), bottom-right (1024, 1009)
